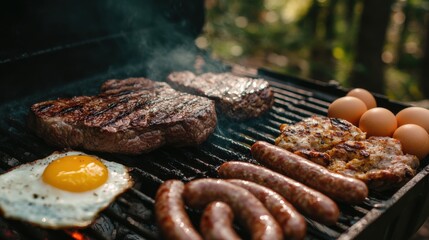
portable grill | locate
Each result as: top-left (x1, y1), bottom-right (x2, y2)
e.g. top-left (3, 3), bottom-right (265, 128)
top-left (1, 1), bottom-right (429, 240)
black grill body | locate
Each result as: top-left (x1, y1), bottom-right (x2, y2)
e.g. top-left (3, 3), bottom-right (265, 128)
top-left (1, 66), bottom-right (429, 240)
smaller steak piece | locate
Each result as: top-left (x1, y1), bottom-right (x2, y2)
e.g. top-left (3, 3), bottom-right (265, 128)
top-left (28, 78), bottom-right (217, 154)
top-left (167, 71), bottom-right (274, 120)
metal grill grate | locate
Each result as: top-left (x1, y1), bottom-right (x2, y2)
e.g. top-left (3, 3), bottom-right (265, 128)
top-left (0, 68), bottom-right (424, 240)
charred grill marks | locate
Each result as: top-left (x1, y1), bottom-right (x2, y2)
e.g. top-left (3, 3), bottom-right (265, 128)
top-left (28, 77), bottom-right (217, 154)
top-left (166, 71), bottom-right (274, 120)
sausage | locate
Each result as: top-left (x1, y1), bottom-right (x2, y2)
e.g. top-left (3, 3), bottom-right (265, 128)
top-left (200, 201), bottom-right (241, 240)
top-left (154, 180), bottom-right (202, 240)
top-left (227, 179), bottom-right (306, 240)
top-left (251, 141), bottom-right (368, 204)
top-left (218, 162), bottom-right (339, 225)
top-left (183, 179), bottom-right (283, 240)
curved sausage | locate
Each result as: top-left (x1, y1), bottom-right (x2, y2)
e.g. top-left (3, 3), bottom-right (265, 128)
top-left (251, 141), bottom-right (368, 204)
top-left (227, 179), bottom-right (306, 240)
top-left (218, 162), bottom-right (339, 225)
top-left (200, 201), bottom-right (241, 240)
top-left (183, 179), bottom-right (283, 240)
top-left (154, 180), bottom-right (202, 240)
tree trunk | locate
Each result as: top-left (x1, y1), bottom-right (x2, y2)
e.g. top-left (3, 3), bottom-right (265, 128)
top-left (350, 0), bottom-right (395, 93)
top-left (421, 11), bottom-right (429, 98)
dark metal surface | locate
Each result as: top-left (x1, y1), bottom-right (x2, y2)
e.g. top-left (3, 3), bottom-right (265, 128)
top-left (0, 66), bottom-right (428, 240)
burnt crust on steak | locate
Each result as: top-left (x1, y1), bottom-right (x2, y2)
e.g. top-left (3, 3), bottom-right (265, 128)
top-left (275, 116), bottom-right (419, 191)
top-left (28, 78), bottom-right (217, 155)
top-left (166, 71), bottom-right (274, 120)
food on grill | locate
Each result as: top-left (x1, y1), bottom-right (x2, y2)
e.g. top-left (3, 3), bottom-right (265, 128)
top-left (359, 107), bottom-right (397, 137)
top-left (326, 137), bottom-right (420, 190)
top-left (396, 106), bottom-right (429, 133)
top-left (393, 124), bottom-right (429, 160)
top-left (166, 71), bottom-right (274, 120)
top-left (155, 180), bottom-right (202, 240)
top-left (0, 151), bottom-right (133, 229)
top-left (328, 96), bottom-right (367, 126)
top-left (275, 116), bottom-right (366, 155)
top-left (200, 202), bottom-right (240, 240)
top-left (275, 116), bottom-right (420, 190)
top-left (217, 162), bottom-right (340, 225)
top-left (346, 88), bottom-right (377, 109)
top-left (227, 179), bottom-right (307, 240)
top-left (28, 77), bottom-right (217, 155)
top-left (184, 179), bottom-right (283, 240)
top-left (252, 141), bottom-right (368, 204)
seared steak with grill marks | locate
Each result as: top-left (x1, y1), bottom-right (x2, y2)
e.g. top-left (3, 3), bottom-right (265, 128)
top-left (28, 78), bottom-right (217, 154)
top-left (166, 71), bottom-right (274, 120)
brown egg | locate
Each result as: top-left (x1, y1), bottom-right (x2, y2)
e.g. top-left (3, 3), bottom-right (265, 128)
top-left (359, 107), bottom-right (397, 137)
top-left (393, 124), bottom-right (429, 160)
top-left (328, 96), bottom-right (367, 126)
top-left (346, 88), bottom-right (377, 109)
top-left (396, 107), bottom-right (429, 134)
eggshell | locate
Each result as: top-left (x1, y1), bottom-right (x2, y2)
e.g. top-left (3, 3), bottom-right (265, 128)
top-left (393, 124), bottom-right (429, 160)
top-left (359, 107), bottom-right (397, 137)
top-left (396, 107), bottom-right (429, 134)
top-left (328, 96), bottom-right (367, 126)
top-left (346, 88), bottom-right (377, 109)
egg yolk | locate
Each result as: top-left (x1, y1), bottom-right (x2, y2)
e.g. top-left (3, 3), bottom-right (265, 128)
top-left (42, 155), bottom-right (108, 192)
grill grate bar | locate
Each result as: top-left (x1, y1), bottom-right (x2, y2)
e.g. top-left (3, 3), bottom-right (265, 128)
top-left (268, 80), bottom-right (314, 97)
top-left (102, 208), bottom-right (158, 240)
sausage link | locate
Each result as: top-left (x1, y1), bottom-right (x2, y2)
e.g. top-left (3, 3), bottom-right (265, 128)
top-left (227, 179), bottom-right (306, 240)
top-left (184, 179), bottom-right (283, 240)
top-left (251, 141), bottom-right (368, 204)
top-left (218, 162), bottom-right (339, 225)
top-left (200, 201), bottom-right (241, 240)
top-left (155, 180), bottom-right (202, 240)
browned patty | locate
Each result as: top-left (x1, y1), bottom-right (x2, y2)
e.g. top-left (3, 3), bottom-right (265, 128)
top-left (166, 71), bottom-right (274, 120)
top-left (28, 78), bottom-right (217, 154)
top-left (326, 137), bottom-right (419, 191)
top-left (275, 116), bottom-right (419, 191)
top-left (275, 116), bottom-right (366, 166)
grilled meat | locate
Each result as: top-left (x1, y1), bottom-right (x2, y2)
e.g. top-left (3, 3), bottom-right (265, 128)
top-left (275, 116), bottom-right (419, 190)
top-left (28, 78), bottom-right (217, 154)
top-left (166, 71), bottom-right (274, 120)
top-left (326, 137), bottom-right (419, 191)
top-left (275, 116), bottom-right (366, 165)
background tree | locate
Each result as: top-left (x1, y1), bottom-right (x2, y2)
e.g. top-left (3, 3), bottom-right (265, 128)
top-left (350, 0), bottom-right (395, 93)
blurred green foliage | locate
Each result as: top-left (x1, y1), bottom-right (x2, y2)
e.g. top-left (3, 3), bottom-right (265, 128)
top-left (199, 0), bottom-right (429, 101)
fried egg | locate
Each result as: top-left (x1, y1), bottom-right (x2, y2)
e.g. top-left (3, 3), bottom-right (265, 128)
top-left (0, 151), bottom-right (133, 229)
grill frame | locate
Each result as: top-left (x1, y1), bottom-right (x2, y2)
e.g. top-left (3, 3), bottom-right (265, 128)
top-left (0, 65), bottom-right (428, 240)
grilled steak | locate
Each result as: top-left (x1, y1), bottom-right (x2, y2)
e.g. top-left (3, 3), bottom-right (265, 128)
top-left (28, 78), bottom-right (217, 154)
top-left (275, 116), bottom-right (419, 190)
top-left (166, 71), bottom-right (274, 120)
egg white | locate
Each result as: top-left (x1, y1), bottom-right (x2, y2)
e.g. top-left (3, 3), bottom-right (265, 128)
top-left (0, 151), bottom-right (133, 229)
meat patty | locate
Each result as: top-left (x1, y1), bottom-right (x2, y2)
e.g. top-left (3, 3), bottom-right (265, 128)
top-left (326, 137), bottom-right (419, 191)
top-left (275, 116), bottom-right (366, 166)
top-left (28, 78), bottom-right (217, 154)
top-left (166, 71), bottom-right (274, 120)
top-left (275, 116), bottom-right (420, 191)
